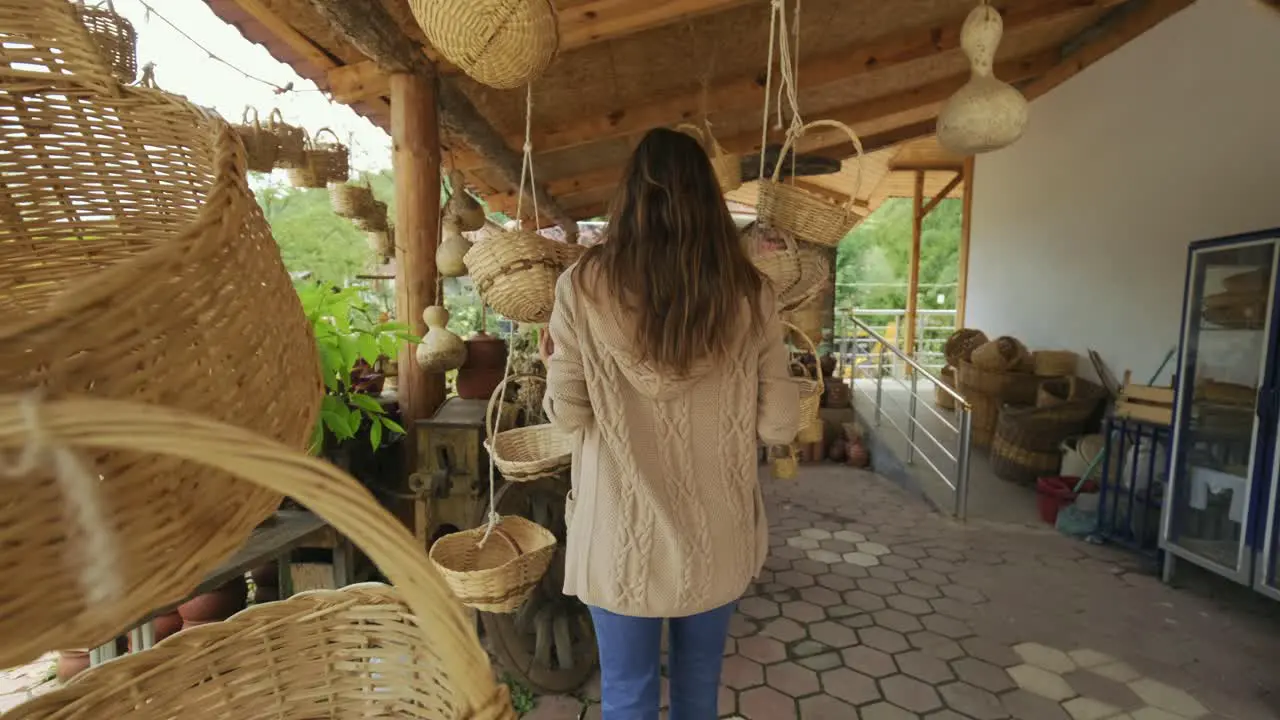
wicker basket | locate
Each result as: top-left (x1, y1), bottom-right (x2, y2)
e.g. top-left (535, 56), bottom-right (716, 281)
top-left (944, 328), bottom-right (988, 366)
top-left (485, 374), bottom-right (572, 481)
top-left (430, 515), bottom-right (557, 613)
top-left (1033, 350), bottom-right (1077, 377)
top-left (936, 366), bottom-right (957, 411)
top-left (972, 336), bottom-right (1028, 371)
top-left (0, 9), bottom-right (321, 667)
top-left (288, 127), bottom-right (349, 189)
top-left (779, 245), bottom-right (832, 312)
top-left (989, 381), bottom-right (1106, 484)
top-left (72, 0), bottom-right (136, 83)
top-left (464, 230), bottom-right (585, 323)
top-left (409, 0), bottom-right (559, 90)
top-left (265, 109), bottom-right (306, 168)
top-left (366, 228), bottom-right (393, 258)
top-left (232, 106), bottom-right (279, 173)
top-left (784, 322), bottom-right (824, 433)
top-left (676, 122), bottom-right (742, 193)
top-left (328, 180), bottom-right (375, 218)
top-left (990, 435), bottom-right (1060, 486)
top-left (753, 230), bottom-right (802, 297)
top-left (0, 396), bottom-right (516, 720)
top-left (757, 120), bottom-right (865, 247)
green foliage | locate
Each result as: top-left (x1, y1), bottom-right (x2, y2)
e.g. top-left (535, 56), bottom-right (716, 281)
top-left (501, 675), bottom-right (536, 716)
top-left (296, 281), bottom-right (418, 451)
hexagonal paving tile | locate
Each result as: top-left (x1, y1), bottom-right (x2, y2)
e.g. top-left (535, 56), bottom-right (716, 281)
top-left (831, 563), bottom-right (871, 579)
top-left (844, 590), bottom-right (888, 611)
top-left (799, 586), bottom-right (842, 607)
top-left (907, 568), bottom-right (950, 586)
top-left (859, 626), bottom-right (910, 654)
top-left (763, 617), bottom-right (807, 643)
top-left (833, 530), bottom-right (866, 543)
top-left (1062, 670), bottom-right (1143, 710)
top-left (787, 536), bottom-right (820, 551)
top-left (857, 541), bottom-right (891, 556)
top-left (882, 674), bottom-right (943, 713)
top-left (777, 570), bottom-right (817, 589)
top-left (873, 609), bottom-right (925, 633)
top-left (1089, 661), bottom-right (1141, 683)
top-left (1008, 664), bottom-right (1076, 702)
top-left (819, 539), bottom-right (857, 554)
top-left (800, 528), bottom-right (833, 540)
top-left (940, 583), bottom-right (986, 604)
top-left (844, 552), bottom-right (882, 567)
top-left (794, 559), bottom-right (831, 576)
top-left (860, 701), bottom-right (919, 720)
top-left (807, 549), bottom-right (843, 565)
top-left (895, 650), bottom-right (955, 684)
top-left (798, 694), bottom-right (857, 720)
top-left (1001, 689), bottom-right (1071, 720)
top-left (929, 597), bottom-right (977, 621)
top-left (781, 600), bottom-right (825, 624)
top-left (1129, 707), bottom-right (1187, 720)
top-left (881, 554), bottom-right (920, 570)
top-left (841, 645), bottom-right (898, 678)
top-left (1062, 696), bottom-right (1120, 720)
top-left (799, 652), bottom-right (844, 672)
top-left (899, 580), bottom-right (943, 599)
top-left (952, 657), bottom-right (1015, 694)
top-left (1013, 643), bottom-right (1077, 674)
top-left (920, 614), bottom-right (972, 640)
top-left (719, 685), bottom-right (737, 716)
top-left (839, 612), bottom-right (875, 630)
top-left (722, 655), bottom-right (765, 690)
top-left (858, 578), bottom-right (899, 596)
top-left (739, 685), bottom-right (797, 720)
top-left (729, 614), bottom-right (759, 638)
top-left (739, 597), bottom-right (781, 620)
top-left (1067, 649), bottom-right (1113, 669)
top-left (937, 682), bottom-right (1009, 720)
top-left (816, 573), bottom-right (857, 592)
top-left (908, 631), bottom-right (965, 661)
top-left (738, 635), bottom-right (788, 665)
top-left (960, 637), bottom-right (1022, 667)
top-left (894, 545), bottom-right (929, 559)
top-left (776, 546), bottom-right (806, 561)
top-left (1128, 678), bottom-right (1209, 718)
top-left (887, 594), bottom-right (934, 616)
top-left (919, 558), bottom-right (960, 573)
top-left (766, 662), bottom-right (820, 698)
top-left (809, 621), bottom-right (859, 648)
top-left (868, 565), bottom-right (911, 582)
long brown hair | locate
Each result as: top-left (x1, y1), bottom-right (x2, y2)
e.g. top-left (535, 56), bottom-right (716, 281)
top-left (576, 127), bottom-right (764, 375)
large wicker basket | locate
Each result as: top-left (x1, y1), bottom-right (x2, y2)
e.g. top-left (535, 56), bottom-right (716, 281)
top-left (990, 379), bottom-right (1105, 484)
top-left (265, 109), bottom-right (306, 168)
top-left (71, 0), bottom-right (136, 83)
top-left (464, 230), bottom-right (585, 323)
top-left (409, 0), bottom-right (559, 90)
top-left (0, 4), bottom-right (321, 668)
top-left (944, 328), bottom-right (988, 367)
top-left (778, 245), bottom-right (831, 312)
top-left (0, 396), bottom-right (516, 720)
top-left (485, 374), bottom-right (572, 481)
top-left (757, 120), bottom-right (865, 247)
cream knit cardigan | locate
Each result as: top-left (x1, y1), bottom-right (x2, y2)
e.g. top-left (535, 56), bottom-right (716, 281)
top-left (544, 268), bottom-right (801, 618)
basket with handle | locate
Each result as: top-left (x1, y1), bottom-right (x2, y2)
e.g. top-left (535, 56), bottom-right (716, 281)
top-left (485, 374), bottom-right (572, 481)
top-left (757, 120), bottom-right (865, 247)
top-left (676, 121), bottom-right (742, 193)
top-left (0, 3), bottom-right (321, 668)
top-left (328, 178), bottom-right (375, 218)
top-left (0, 395), bottom-right (517, 720)
top-left (265, 109), bottom-right (306, 168)
top-left (783, 321), bottom-right (824, 432)
top-left (354, 200), bottom-right (390, 233)
top-left (944, 328), bottom-right (989, 367)
top-left (232, 106), bottom-right (279, 173)
top-left (464, 230), bottom-right (584, 323)
top-left (778, 245), bottom-right (831, 312)
top-left (752, 229), bottom-right (802, 297)
top-left (408, 0), bottom-right (559, 90)
top-left (288, 127), bottom-right (349, 189)
top-left (71, 0), bottom-right (136, 83)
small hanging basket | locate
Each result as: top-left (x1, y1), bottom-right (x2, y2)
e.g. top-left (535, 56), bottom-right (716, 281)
top-left (232, 107), bottom-right (279, 173)
top-left (366, 228), bottom-right (393, 258)
top-left (676, 122), bottom-right (742, 193)
top-left (464, 231), bottom-right (585, 323)
top-left (72, 0), bottom-right (137, 83)
top-left (354, 201), bottom-right (390, 233)
top-left (757, 120), bottom-right (865, 247)
top-left (288, 128), bottom-right (349, 189)
top-left (429, 515), bottom-right (557, 613)
top-left (328, 180), bottom-right (374, 218)
top-left (486, 374), bottom-right (572, 481)
top-left (783, 321), bottom-right (824, 433)
top-left (265, 109), bottom-right (306, 169)
top-left (409, 0), bottom-right (560, 90)
top-left (778, 245), bottom-right (831, 312)
top-left (752, 230), bottom-right (802, 297)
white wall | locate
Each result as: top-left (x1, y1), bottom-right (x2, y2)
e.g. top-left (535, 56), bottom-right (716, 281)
top-left (966, 0), bottom-right (1280, 383)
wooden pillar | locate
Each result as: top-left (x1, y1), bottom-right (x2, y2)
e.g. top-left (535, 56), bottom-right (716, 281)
top-left (956, 156), bottom-right (975, 329)
top-left (905, 170), bottom-right (925, 359)
top-left (391, 72), bottom-right (445, 465)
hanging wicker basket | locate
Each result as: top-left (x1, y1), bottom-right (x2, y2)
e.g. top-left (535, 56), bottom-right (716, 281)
top-left (366, 227), bottom-right (393, 258)
top-left (676, 122), bottom-right (742, 193)
top-left (779, 245), bottom-right (831, 312)
top-left (784, 321), bottom-right (824, 433)
top-left (409, 0), bottom-right (559, 90)
top-left (265, 109), bottom-right (307, 169)
top-left (485, 374), bottom-right (572, 481)
top-left (72, 0), bottom-right (137, 83)
top-left (464, 231), bottom-right (585, 323)
top-left (753, 230), bottom-right (803, 297)
top-left (0, 7), bottom-right (321, 666)
top-left (232, 106), bottom-right (279, 173)
top-left (0, 396), bottom-right (517, 719)
top-left (288, 127), bottom-right (349, 189)
top-left (430, 515), bottom-right (557, 613)
top-left (354, 200), bottom-right (390, 232)
top-left (757, 120), bottom-right (865, 247)
top-left (328, 179), bottom-right (375, 218)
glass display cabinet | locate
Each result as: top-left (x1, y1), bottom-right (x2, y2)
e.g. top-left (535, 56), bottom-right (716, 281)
top-left (1161, 228), bottom-right (1280, 600)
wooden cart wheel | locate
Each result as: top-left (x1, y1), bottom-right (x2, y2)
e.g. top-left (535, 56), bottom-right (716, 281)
top-left (480, 476), bottom-right (598, 694)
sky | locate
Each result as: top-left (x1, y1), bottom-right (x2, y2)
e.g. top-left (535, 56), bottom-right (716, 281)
top-left (114, 0), bottom-right (393, 172)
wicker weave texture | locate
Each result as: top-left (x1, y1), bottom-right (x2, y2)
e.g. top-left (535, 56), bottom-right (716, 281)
top-left (485, 375), bottom-right (572, 481)
top-left (465, 231), bottom-right (585, 323)
top-left (783, 321), bottom-right (823, 427)
top-left (430, 516), bottom-right (557, 613)
top-left (757, 120), bottom-right (865, 247)
top-left (71, 0), bottom-right (136, 82)
top-left (410, 0), bottom-right (559, 90)
top-left (0, 3), bottom-right (321, 668)
top-left (0, 397), bottom-right (515, 720)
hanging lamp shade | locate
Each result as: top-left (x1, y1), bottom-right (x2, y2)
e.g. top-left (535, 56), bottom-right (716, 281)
top-left (409, 0), bottom-right (560, 90)
top-left (936, 4), bottom-right (1029, 155)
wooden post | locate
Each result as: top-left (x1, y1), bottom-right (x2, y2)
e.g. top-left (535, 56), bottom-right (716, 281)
top-left (391, 72), bottom-right (445, 467)
top-left (905, 170), bottom-right (924, 360)
top-left (956, 156), bottom-right (975, 329)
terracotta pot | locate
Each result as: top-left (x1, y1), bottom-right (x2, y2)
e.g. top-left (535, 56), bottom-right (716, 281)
top-left (456, 332), bottom-right (508, 401)
top-left (824, 382), bottom-right (851, 409)
top-left (56, 649), bottom-right (89, 682)
top-left (847, 438), bottom-right (870, 469)
top-left (178, 576), bottom-right (247, 624)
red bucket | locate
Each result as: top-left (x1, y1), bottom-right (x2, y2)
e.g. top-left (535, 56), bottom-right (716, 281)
top-left (1036, 476), bottom-right (1096, 525)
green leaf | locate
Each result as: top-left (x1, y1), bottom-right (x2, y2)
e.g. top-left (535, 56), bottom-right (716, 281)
top-left (349, 393), bottom-right (385, 414)
top-left (369, 418), bottom-right (383, 450)
top-left (380, 416), bottom-right (406, 435)
top-left (347, 406), bottom-right (364, 434)
top-left (336, 334), bottom-right (359, 376)
top-left (321, 409), bottom-right (353, 439)
top-left (356, 333), bottom-right (380, 364)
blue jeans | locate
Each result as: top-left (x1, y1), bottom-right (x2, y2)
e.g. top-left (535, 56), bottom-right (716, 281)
top-left (589, 603), bottom-right (735, 720)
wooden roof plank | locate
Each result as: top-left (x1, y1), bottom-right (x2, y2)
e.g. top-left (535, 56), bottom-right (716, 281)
top-left (558, 0), bottom-right (758, 47)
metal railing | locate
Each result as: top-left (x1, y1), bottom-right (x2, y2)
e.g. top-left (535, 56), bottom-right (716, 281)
top-left (833, 307), bottom-right (957, 377)
top-left (836, 316), bottom-right (973, 520)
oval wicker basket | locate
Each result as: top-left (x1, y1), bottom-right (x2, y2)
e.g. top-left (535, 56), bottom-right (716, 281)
top-left (944, 328), bottom-right (988, 366)
top-left (328, 179), bottom-right (375, 218)
top-left (936, 366), bottom-right (957, 411)
top-left (0, 10), bottom-right (321, 667)
top-left (757, 120), bottom-right (865, 247)
top-left (354, 200), bottom-right (390, 232)
top-left (430, 515), bottom-right (557, 613)
top-left (265, 109), bottom-right (306, 169)
top-left (753, 230), bottom-right (802, 297)
top-left (784, 322), bottom-right (824, 432)
top-left (72, 0), bottom-right (136, 83)
top-left (972, 336), bottom-right (1028, 371)
top-left (676, 122), bottom-right (742, 193)
top-left (1033, 349), bottom-right (1077, 377)
top-left (485, 374), bottom-right (572, 481)
top-left (0, 396), bottom-right (516, 720)
top-left (409, 0), bottom-right (560, 90)
top-left (288, 127), bottom-right (349, 189)
top-left (779, 245), bottom-right (831, 312)
top-left (232, 106), bottom-right (279, 173)
top-left (464, 230), bottom-right (585, 323)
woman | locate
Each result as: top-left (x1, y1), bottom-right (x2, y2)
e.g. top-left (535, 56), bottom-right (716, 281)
top-left (540, 128), bottom-right (801, 720)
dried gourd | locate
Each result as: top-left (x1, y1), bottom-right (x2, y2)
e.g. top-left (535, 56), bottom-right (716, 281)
top-left (437, 218), bottom-right (470, 278)
top-left (936, 3), bottom-right (1029, 155)
top-left (416, 306), bottom-right (468, 372)
top-left (446, 170), bottom-right (486, 231)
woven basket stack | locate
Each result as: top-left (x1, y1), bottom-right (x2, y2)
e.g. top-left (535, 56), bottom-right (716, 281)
top-left (990, 377), bottom-right (1106, 484)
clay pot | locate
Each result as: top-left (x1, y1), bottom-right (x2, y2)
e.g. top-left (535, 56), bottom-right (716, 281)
top-left (178, 576), bottom-right (248, 625)
top-left (153, 610), bottom-right (183, 643)
top-left (847, 438), bottom-right (870, 469)
top-left (829, 438), bottom-right (847, 463)
top-left (456, 332), bottom-right (507, 400)
top-left (56, 649), bottom-right (89, 682)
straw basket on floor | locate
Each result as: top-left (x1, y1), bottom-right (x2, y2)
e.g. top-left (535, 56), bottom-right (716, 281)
top-left (409, 0), bottom-right (559, 90)
top-left (677, 122), bottom-right (742, 193)
top-left (0, 396), bottom-right (517, 720)
top-left (0, 3), bottom-right (321, 668)
top-left (955, 362), bottom-right (1043, 449)
top-left (990, 377), bottom-right (1105, 484)
top-left (464, 230), bottom-right (585, 323)
top-left (757, 120), bottom-right (865, 247)
top-left (72, 0), bottom-right (136, 82)
top-left (944, 328), bottom-right (988, 367)
top-left (936, 366), bottom-right (957, 411)
top-left (485, 374), bottom-right (572, 481)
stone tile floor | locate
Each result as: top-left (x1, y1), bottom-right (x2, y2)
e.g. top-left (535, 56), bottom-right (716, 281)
top-left (5, 466), bottom-right (1280, 719)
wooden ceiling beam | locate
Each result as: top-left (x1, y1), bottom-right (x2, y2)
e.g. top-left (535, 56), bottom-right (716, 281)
top-left (450, 0), bottom-right (1125, 168)
top-left (890, 160), bottom-right (966, 172)
top-left (920, 172), bottom-right (964, 216)
top-left (559, 0), bottom-right (757, 47)
top-left (306, 0), bottom-right (578, 235)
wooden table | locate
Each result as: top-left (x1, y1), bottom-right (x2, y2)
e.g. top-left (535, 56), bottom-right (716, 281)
top-left (90, 511), bottom-right (352, 666)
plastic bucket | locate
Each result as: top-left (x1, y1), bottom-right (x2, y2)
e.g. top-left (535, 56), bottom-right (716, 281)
top-left (1036, 476), bottom-right (1098, 525)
